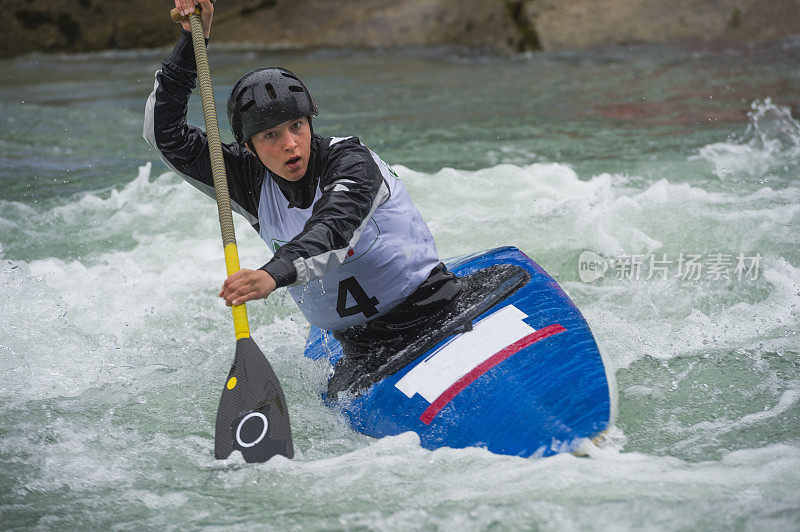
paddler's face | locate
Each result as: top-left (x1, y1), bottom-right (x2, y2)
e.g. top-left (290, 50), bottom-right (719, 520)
top-left (249, 116), bottom-right (311, 181)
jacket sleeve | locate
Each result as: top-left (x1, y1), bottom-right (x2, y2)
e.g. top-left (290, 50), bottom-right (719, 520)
top-left (260, 138), bottom-right (390, 287)
top-left (142, 30), bottom-right (263, 229)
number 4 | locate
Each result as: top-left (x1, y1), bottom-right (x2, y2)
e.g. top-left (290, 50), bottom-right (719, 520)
top-left (336, 276), bottom-right (380, 319)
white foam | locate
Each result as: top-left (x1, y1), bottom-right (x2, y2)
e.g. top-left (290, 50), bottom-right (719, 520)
top-left (691, 98), bottom-right (800, 179)
top-left (398, 160), bottom-right (799, 260)
top-left (576, 257), bottom-right (800, 370)
top-left (0, 165), bottom-right (285, 402)
top-left (393, 159), bottom-right (800, 377)
top-left (0, 260), bottom-right (109, 400)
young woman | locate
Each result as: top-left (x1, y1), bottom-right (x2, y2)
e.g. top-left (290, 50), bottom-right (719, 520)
top-left (144, 0), bottom-right (461, 359)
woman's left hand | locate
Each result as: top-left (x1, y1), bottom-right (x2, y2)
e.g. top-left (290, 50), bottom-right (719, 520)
top-left (219, 269), bottom-right (276, 306)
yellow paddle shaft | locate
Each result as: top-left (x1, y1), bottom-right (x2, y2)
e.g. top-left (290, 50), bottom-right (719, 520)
top-left (188, 11), bottom-right (250, 340)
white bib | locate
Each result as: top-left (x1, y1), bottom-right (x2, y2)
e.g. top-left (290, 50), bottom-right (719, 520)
top-left (258, 141), bottom-right (440, 330)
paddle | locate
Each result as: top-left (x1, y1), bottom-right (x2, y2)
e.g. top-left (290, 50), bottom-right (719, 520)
top-left (171, 4), bottom-right (294, 462)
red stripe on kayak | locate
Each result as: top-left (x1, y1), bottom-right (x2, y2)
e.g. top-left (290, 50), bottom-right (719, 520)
top-left (419, 323), bottom-right (566, 425)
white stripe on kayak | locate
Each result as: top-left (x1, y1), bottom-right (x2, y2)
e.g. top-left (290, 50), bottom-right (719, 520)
top-left (395, 305), bottom-right (535, 403)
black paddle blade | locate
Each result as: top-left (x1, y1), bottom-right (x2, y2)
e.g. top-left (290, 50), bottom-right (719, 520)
top-left (214, 337), bottom-right (294, 462)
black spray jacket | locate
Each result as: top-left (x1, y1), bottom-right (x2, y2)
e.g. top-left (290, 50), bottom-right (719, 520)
top-left (142, 31), bottom-right (395, 289)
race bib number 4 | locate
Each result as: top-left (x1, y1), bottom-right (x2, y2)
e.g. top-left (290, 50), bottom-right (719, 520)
top-left (336, 276), bottom-right (380, 319)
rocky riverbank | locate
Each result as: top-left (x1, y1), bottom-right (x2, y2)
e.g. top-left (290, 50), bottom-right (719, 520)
top-left (2, 0), bottom-right (798, 56)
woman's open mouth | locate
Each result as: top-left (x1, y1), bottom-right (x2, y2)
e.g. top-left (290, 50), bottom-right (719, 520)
top-left (286, 155), bottom-right (302, 170)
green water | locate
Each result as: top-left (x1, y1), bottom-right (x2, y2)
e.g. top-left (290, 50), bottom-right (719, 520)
top-left (1, 37), bottom-right (799, 530)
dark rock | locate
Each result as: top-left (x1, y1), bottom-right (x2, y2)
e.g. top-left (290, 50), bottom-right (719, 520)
top-left (1, 0), bottom-right (798, 57)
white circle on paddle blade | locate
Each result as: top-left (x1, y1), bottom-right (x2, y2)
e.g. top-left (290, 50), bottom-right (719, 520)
top-left (235, 412), bottom-right (269, 448)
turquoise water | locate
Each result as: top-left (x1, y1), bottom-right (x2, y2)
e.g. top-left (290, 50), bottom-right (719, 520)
top-left (1, 37), bottom-right (799, 530)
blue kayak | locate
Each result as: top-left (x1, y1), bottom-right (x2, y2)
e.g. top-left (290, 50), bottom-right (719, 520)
top-left (304, 246), bottom-right (617, 457)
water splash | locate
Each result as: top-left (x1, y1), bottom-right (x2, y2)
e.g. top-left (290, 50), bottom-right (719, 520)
top-left (691, 98), bottom-right (800, 179)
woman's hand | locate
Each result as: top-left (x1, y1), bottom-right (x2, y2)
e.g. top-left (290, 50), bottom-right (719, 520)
top-left (219, 269), bottom-right (277, 307)
top-left (175, 0), bottom-right (214, 39)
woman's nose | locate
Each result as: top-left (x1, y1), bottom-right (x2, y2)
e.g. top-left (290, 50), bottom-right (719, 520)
top-left (283, 133), bottom-right (297, 151)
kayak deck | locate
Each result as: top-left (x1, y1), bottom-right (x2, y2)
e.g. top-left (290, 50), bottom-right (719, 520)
top-left (305, 246), bottom-right (617, 457)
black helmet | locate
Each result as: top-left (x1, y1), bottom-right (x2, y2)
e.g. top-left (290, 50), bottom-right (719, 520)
top-left (227, 67), bottom-right (318, 146)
